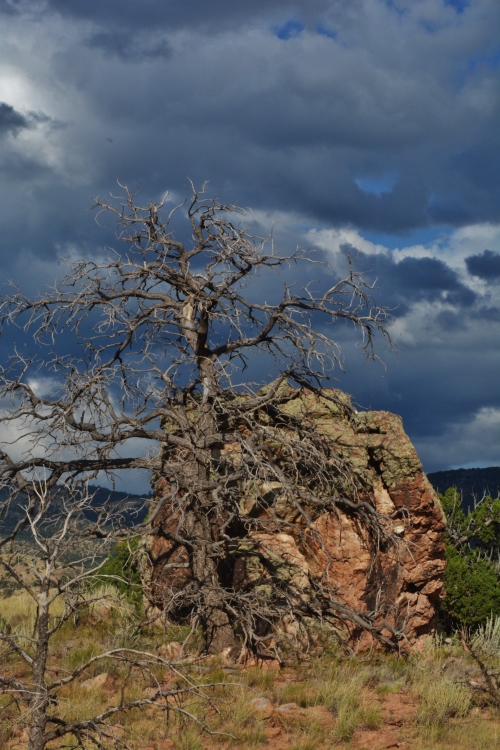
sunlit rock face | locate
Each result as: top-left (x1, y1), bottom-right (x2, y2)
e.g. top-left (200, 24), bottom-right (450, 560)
top-left (147, 386), bottom-right (446, 651)
top-left (292, 391), bottom-right (446, 650)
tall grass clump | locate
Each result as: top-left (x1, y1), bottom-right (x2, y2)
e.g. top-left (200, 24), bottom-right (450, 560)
top-left (470, 614), bottom-right (500, 659)
top-left (315, 663), bottom-right (364, 741)
top-left (411, 658), bottom-right (471, 738)
top-left (467, 614), bottom-right (500, 706)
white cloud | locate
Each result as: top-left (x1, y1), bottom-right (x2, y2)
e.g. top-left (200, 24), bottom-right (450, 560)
top-left (26, 376), bottom-right (61, 398)
top-left (308, 221), bottom-right (500, 295)
top-left (416, 406), bottom-right (500, 472)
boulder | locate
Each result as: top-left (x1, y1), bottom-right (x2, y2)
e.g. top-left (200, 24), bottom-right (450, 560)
top-left (148, 387), bottom-right (446, 650)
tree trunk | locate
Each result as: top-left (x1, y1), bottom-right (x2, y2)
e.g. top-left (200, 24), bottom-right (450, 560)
top-left (190, 514), bottom-right (236, 653)
top-left (190, 355), bottom-right (237, 653)
top-left (28, 603), bottom-right (50, 750)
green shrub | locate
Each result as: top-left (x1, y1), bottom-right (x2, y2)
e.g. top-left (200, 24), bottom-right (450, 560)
top-left (97, 538), bottom-right (143, 611)
top-left (443, 544), bottom-right (500, 628)
top-left (441, 487), bottom-right (500, 629)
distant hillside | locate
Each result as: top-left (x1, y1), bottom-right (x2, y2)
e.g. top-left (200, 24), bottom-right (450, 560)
top-left (0, 484), bottom-right (149, 538)
top-left (427, 467), bottom-right (500, 510)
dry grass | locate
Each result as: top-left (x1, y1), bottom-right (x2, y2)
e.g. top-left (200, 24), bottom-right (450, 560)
top-left (3, 601), bottom-right (500, 750)
top-left (0, 589), bottom-right (66, 659)
top-left (312, 662), bottom-right (365, 741)
top-left (411, 720), bottom-right (500, 750)
top-left (0, 589), bottom-right (38, 622)
top-left (244, 666), bottom-right (277, 690)
top-left (276, 680), bottom-right (318, 708)
top-left (409, 642), bottom-right (473, 740)
top-left (57, 682), bottom-right (110, 723)
top-left (288, 726), bottom-right (326, 750)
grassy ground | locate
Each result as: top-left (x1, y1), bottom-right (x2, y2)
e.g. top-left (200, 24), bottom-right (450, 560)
top-left (1, 589), bottom-right (499, 749)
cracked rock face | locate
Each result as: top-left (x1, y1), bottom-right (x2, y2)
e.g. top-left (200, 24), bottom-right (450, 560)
top-left (270, 389), bottom-right (446, 648)
top-left (148, 387), bottom-right (446, 650)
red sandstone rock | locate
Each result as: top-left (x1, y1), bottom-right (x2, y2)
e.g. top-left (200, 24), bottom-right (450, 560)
top-left (379, 692), bottom-right (417, 726)
top-left (81, 672), bottom-right (112, 691)
top-left (148, 387), bottom-right (446, 650)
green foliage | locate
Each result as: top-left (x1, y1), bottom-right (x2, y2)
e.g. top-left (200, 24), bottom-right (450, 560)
top-left (470, 497), bottom-right (500, 553)
top-left (443, 544), bottom-right (500, 628)
top-left (441, 487), bottom-right (500, 629)
top-left (440, 487), bottom-right (467, 533)
top-left (98, 538), bottom-right (143, 611)
top-left (441, 487), bottom-right (500, 555)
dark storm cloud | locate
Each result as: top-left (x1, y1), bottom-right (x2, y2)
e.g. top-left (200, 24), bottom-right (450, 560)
top-left (1, 0), bottom-right (499, 235)
top-left (337, 334), bottom-right (500, 472)
top-left (0, 102), bottom-right (28, 134)
top-left (465, 249), bottom-right (500, 280)
top-left (32, 0), bottom-right (480, 33)
top-left (86, 30), bottom-right (171, 62)
top-left (0, 0), bottom-right (498, 477)
top-left (0, 0), bottom-right (21, 17)
top-left (307, 229), bottom-right (500, 472)
top-left (339, 244), bottom-right (477, 312)
top-left (34, 0), bottom-right (331, 32)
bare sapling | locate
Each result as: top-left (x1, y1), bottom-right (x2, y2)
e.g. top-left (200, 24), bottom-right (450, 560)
top-left (0, 480), bottom-right (232, 749)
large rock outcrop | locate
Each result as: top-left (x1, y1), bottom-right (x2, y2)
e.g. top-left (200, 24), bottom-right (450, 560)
top-left (148, 387), bottom-right (446, 650)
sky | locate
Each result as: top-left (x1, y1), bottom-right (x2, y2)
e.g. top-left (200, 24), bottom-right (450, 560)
top-left (0, 0), bottom-right (499, 490)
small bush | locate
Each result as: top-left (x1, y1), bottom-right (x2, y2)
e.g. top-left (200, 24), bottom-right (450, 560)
top-left (470, 613), bottom-right (500, 658)
top-left (441, 487), bottom-right (500, 630)
top-left (97, 538), bottom-right (143, 611)
top-left (466, 615), bottom-right (500, 706)
top-left (443, 544), bottom-right (500, 629)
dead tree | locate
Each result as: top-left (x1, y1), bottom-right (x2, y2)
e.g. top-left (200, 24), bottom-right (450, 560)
top-left (0, 183), bottom-right (399, 657)
top-left (0, 481), bottom-right (224, 750)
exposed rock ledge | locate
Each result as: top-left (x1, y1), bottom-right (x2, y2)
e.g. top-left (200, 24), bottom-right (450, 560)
top-left (148, 387), bottom-right (446, 651)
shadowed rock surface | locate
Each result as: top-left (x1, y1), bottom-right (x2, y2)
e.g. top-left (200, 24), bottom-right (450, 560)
top-left (148, 387), bottom-right (446, 650)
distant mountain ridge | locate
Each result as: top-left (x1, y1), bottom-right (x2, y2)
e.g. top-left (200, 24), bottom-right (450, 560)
top-left (0, 484), bottom-right (149, 537)
top-left (427, 467), bottom-right (500, 510)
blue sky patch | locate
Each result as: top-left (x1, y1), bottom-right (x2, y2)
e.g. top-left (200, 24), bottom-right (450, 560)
top-left (383, 1), bottom-right (407, 16)
top-left (466, 45), bottom-right (500, 74)
top-left (361, 226), bottom-right (451, 251)
top-left (316, 24), bottom-right (337, 40)
top-left (273, 19), bottom-right (305, 40)
top-left (445, 0), bottom-right (469, 13)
